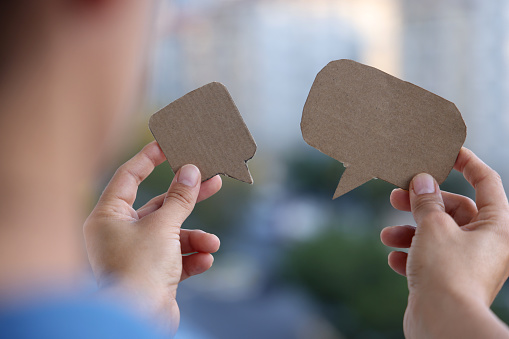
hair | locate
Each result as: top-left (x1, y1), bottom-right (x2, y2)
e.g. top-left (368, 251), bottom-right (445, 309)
top-left (0, 2), bottom-right (49, 77)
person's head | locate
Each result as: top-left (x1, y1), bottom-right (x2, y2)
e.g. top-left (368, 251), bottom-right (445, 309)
top-left (0, 0), bottom-right (158, 176)
top-left (0, 0), bottom-right (161, 292)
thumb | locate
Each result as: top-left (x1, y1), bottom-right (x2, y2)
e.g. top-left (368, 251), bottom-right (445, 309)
top-left (409, 173), bottom-right (448, 229)
top-left (158, 164), bottom-right (202, 225)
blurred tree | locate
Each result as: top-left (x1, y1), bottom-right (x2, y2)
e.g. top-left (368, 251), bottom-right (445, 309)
top-left (284, 147), bottom-right (399, 216)
top-left (281, 229), bottom-right (407, 339)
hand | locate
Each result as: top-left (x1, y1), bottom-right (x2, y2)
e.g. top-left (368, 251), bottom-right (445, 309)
top-left (84, 141), bottom-right (222, 336)
top-left (381, 148), bottom-right (509, 338)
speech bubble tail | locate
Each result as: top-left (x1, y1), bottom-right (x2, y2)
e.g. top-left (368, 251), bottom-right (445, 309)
top-left (225, 162), bottom-right (254, 184)
top-left (333, 167), bottom-right (373, 199)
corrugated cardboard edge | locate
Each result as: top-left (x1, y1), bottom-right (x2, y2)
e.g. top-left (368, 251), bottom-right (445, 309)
top-left (301, 59), bottom-right (467, 198)
top-left (149, 82), bottom-right (257, 184)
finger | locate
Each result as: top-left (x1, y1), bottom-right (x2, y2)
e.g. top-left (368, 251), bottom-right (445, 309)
top-left (180, 253), bottom-right (214, 282)
top-left (136, 176), bottom-right (223, 219)
top-left (100, 141), bottom-right (166, 206)
top-left (390, 189), bottom-right (411, 211)
top-left (180, 229), bottom-right (220, 254)
top-left (136, 193), bottom-right (166, 219)
top-left (441, 191), bottom-right (477, 226)
top-left (197, 175), bottom-right (222, 202)
top-left (388, 251), bottom-right (408, 276)
top-left (391, 189), bottom-right (477, 226)
top-left (454, 147), bottom-right (508, 210)
top-left (409, 173), bottom-right (454, 231)
top-left (380, 225), bottom-right (416, 249)
top-left (155, 164), bottom-right (201, 225)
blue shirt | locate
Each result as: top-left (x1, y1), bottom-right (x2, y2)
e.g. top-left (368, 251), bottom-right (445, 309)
top-left (0, 296), bottom-right (165, 339)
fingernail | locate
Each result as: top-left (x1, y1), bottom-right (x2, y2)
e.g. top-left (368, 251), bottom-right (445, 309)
top-left (413, 173), bottom-right (435, 195)
top-left (177, 165), bottom-right (200, 187)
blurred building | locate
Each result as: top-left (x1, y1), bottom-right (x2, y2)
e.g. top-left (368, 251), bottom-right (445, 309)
top-left (402, 0), bottom-right (509, 179)
top-left (149, 0), bottom-right (403, 150)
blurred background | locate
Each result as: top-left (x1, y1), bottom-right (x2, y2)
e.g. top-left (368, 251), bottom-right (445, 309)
top-left (100, 0), bottom-right (509, 338)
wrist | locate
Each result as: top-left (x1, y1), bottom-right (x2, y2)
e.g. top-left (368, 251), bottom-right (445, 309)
top-left (405, 289), bottom-right (488, 339)
top-left (96, 275), bottom-right (178, 336)
top-left (97, 272), bottom-right (171, 313)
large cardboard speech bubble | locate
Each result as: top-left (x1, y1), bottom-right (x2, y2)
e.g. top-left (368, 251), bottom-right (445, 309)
top-left (302, 59), bottom-right (467, 199)
top-left (149, 82), bottom-right (257, 184)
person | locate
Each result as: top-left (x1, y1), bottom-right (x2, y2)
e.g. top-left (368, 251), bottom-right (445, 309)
top-left (381, 147), bottom-right (509, 338)
top-left (0, 1), bottom-right (221, 337)
top-left (2, 1), bottom-right (509, 339)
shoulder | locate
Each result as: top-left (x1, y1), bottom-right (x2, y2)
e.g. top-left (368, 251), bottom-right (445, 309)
top-left (0, 296), bottom-right (164, 339)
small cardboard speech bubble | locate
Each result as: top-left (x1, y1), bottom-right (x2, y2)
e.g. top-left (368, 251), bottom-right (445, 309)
top-left (149, 82), bottom-right (257, 184)
top-left (301, 59), bottom-right (467, 199)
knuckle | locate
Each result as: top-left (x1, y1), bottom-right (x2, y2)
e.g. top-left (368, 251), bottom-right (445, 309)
top-left (165, 187), bottom-right (196, 212)
top-left (118, 165), bottom-right (142, 185)
top-left (413, 196), bottom-right (445, 216)
top-left (486, 168), bottom-right (503, 185)
top-left (465, 196), bottom-right (477, 210)
top-left (113, 166), bottom-right (130, 183)
top-left (466, 203), bottom-right (479, 217)
top-left (475, 168), bottom-right (503, 191)
top-left (115, 163), bottom-right (129, 176)
top-left (82, 220), bottom-right (94, 239)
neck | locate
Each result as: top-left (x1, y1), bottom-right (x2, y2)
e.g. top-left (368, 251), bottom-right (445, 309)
top-left (0, 60), bottom-right (89, 295)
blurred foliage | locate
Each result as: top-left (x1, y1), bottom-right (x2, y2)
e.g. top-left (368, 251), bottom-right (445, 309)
top-left (493, 288), bottom-right (509, 324)
top-left (281, 149), bottom-right (407, 337)
top-left (285, 144), bottom-right (477, 218)
top-left (284, 145), bottom-right (403, 214)
top-left (186, 179), bottom-right (255, 237)
top-left (281, 229), bottom-right (407, 339)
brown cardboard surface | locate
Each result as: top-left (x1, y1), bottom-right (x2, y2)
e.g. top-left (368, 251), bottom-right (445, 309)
top-left (301, 59), bottom-right (467, 199)
top-left (149, 82), bottom-right (257, 184)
